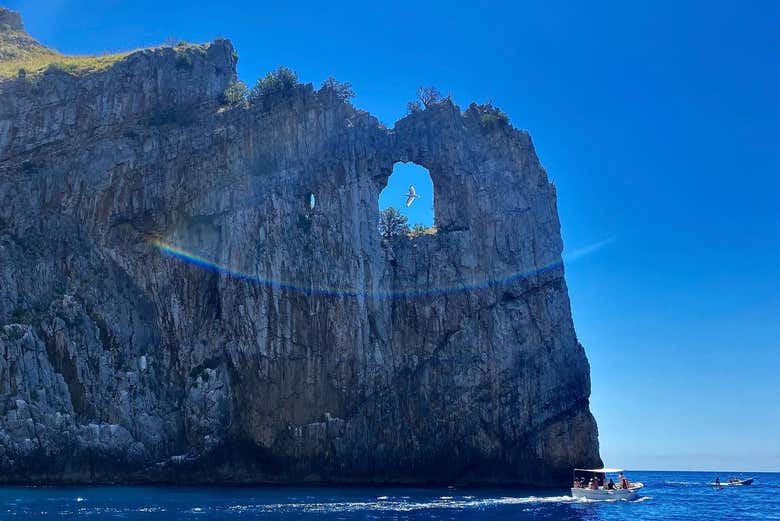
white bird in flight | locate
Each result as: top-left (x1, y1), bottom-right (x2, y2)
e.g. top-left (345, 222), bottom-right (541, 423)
top-left (405, 185), bottom-right (422, 207)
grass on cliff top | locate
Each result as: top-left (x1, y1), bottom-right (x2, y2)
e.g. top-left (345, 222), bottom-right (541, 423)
top-left (0, 32), bottom-right (207, 80)
top-left (0, 27), bottom-right (131, 79)
top-left (0, 49), bottom-right (132, 79)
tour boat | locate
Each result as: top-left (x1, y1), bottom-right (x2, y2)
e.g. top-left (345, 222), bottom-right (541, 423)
top-left (713, 476), bottom-right (755, 487)
top-left (570, 468), bottom-right (644, 501)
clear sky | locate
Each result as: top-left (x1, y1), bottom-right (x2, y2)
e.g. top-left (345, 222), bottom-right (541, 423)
top-left (7, 0), bottom-right (779, 472)
top-left (378, 163), bottom-right (434, 227)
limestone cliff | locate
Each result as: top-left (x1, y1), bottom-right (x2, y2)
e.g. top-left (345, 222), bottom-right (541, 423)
top-left (0, 8), bottom-right (600, 485)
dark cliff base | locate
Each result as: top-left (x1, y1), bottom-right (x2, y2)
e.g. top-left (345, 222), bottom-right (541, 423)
top-left (0, 438), bottom-right (585, 488)
top-left (0, 7), bottom-right (601, 486)
top-left (2, 401), bottom-right (595, 486)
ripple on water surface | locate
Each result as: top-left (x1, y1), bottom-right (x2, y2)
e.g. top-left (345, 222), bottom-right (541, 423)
top-left (0, 471), bottom-right (778, 520)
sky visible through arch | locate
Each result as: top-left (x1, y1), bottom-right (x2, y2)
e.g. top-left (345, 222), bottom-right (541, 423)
top-left (7, 0), bottom-right (779, 472)
top-left (378, 162), bottom-right (434, 228)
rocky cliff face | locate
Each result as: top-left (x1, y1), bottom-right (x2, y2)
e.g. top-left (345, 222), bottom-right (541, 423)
top-left (0, 8), bottom-right (600, 485)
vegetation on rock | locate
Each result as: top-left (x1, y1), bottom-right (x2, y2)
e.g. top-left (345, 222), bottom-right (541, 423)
top-left (223, 80), bottom-right (248, 106)
top-left (249, 66), bottom-right (299, 103)
top-left (406, 86), bottom-right (454, 114)
top-left (379, 209), bottom-right (437, 239)
top-left (417, 85), bottom-right (442, 107)
top-left (0, 43), bottom-right (131, 79)
top-left (468, 102), bottom-right (510, 128)
top-left (0, 8), bottom-right (208, 80)
top-left (409, 223), bottom-right (437, 238)
top-left (320, 76), bottom-right (355, 101)
top-left (378, 207), bottom-right (409, 239)
top-left (406, 100), bottom-right (423, 114)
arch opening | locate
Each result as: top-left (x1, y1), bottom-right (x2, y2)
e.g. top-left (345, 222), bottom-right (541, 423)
top-left (378, 162), bottom-right (435, 239)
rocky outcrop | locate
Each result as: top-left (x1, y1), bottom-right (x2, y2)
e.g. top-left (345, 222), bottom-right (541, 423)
top-left (0, 8), bottom-right (50, 63)
top-left (0, 8), bottom-right (21, 32)
top-left (0, 8), bottom-right (600, 485)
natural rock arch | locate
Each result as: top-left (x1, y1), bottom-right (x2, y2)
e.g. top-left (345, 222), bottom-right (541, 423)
top-left (0, 10), bottom-right (600, 486)
top-left (378, 160), bottom-right (435, 229)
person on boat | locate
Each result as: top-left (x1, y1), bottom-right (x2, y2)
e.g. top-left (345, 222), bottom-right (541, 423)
top-left (715, 476), bottom-right (721, 488)
top-left (619, 472), bottom-right (630, 489)
top-left (607, 478), bottom-right (615, 490)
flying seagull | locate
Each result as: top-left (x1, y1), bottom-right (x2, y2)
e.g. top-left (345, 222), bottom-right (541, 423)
top-left (405, 185), bottom-right (422, 207)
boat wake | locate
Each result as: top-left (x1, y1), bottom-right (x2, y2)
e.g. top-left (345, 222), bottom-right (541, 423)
top-left (576, 495), bottom-right (652, 504)
top-left (222, 494), bottom-right (655, 514)
top-left (225, 495), bottom-right (590, 514)
top-left (4, 492), bottom-right (653, 517)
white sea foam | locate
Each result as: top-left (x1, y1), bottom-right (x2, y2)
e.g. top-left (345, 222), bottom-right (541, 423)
top-left (27, 492), bottom-right (653, 517)
top-left (576, 496), bottom-right (651, 504)
top-left (136, 506), bottom-right (166, 512)
top-left (226, 494), bottom-right (597, 514)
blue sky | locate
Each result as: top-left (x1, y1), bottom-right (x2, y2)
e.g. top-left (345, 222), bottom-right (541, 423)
top-left (378, 163), bottom-right (434, 227)
top-left (7, 0), bottom-right (779, 471)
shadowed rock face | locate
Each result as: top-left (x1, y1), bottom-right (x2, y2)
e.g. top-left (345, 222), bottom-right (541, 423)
top-left (0, 13), bottom-right (601, 485)
top-left (0, 11), bottom-right (21, 32)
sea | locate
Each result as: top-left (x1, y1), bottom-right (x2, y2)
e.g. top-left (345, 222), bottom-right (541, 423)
top-left (0, 471), bottom-right (777, 520)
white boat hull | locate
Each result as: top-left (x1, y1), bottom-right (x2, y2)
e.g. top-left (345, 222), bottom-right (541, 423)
top-left (571, 483), bottom-right (643, 501)
top-left (712, 477), bottom-right (755, 487)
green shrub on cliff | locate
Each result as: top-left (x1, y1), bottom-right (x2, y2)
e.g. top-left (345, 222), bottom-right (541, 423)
top-left (378, 207), bottom-right (409, 239)
top-left (223, 80), bottom-right (248, 106)
top-left (406, 86), bottom-right (451, 114)
top-left (480, 110), bottom-right (509, 128)
top-left (469, 103), bottom-right (510, 129)
top-left (249, 66), bottom-right (298, 104)
top-left (320, 76), bottom-right (355, 101)
top-left (406, 100), bottom-right (422, 114)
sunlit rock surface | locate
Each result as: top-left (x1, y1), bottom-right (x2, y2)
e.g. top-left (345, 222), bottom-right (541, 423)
top-left (0, 8), bottom-right (600, 485)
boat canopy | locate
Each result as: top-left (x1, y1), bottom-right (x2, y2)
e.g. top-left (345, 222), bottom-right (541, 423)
top-left (574, 468), bottom-right (624, 473)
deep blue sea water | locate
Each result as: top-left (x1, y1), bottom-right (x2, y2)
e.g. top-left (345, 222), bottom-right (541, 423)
top-left (1, 471), bottom-right (778, 520)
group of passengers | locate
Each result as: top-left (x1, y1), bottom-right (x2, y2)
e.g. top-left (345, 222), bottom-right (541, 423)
top-left (572, 473), bottom-right (631, 490)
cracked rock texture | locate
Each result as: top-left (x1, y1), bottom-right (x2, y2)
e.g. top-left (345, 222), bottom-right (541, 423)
top-left (0, 8), bottom-right (600, 485)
